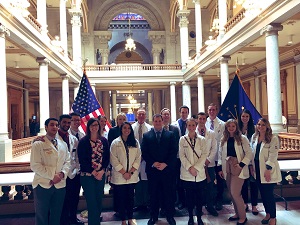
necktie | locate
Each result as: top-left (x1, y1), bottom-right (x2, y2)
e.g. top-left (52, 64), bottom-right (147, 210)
top-left (210, 120), bottom-right (214, 131)
top-left (51, 139), bottom-right (58, 149)
top-left (164, 125), bottom-right (169, 131)
top-left (201, 129), bottom-right (205, 137)
top-left (181, 120), bottom-right (186, 136)
top-left (138, 124), bottom-right (143, 143)
top-left (156, 131), bottom-right (161, 142)
top-left (75, 133), bottom-right (79, 140)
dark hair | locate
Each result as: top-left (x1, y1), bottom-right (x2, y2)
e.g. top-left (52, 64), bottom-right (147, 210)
top-left (59, 114), bottom-right (71, 122)
top-left (98, 115), bottom-right (107, 121)
top-left (152, 114), bottom-right (163, 120)
top-left (197, 112), bottom-right (206, 117)
top-left (70, 112), bottom-right (80, 117)
top-left (238, 109), bottom-right (255, 140)
top-left (45, 118), bottom-right (59, 126)
top-left (179, 105), bottom-right (189, 113)
top-left (86, 118), bottom-right (101, 138)
top-left (160, 108), bottom-right (171, 114)
top-left (120, 122), bottom-right (137, 147)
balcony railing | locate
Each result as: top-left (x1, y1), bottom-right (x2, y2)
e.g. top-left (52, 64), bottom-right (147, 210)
top-left (224, 8), bottom-right (246, 33)
top-left (25, 13), bottom-right (42, 33)
top-left (85, 64), bottom-right (182, 72)
top-left (278, 132), bottom-right (300, 160)
top-left (12, 136), bottom-right (36, 159)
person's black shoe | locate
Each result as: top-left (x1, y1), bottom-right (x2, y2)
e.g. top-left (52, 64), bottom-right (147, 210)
top-left (197, 217), bottom-right (204, 225)
top-left (205, 206), bottom-right (218, 217)
top-left (70, 218), bottom-right (84, 225)
top-left (188, 217), bottom-right (194, 225)
top-left (177, 203), bottom-right (185, 210)
top-left (215, 201), bottom-right (223, 211)
top-left (167, 217), bottom-right (176, 225)
top-left (228, 216), bottom-right (239, 221)
top-left (237, 218), bottom-right (248, 225)
top-left (147, 218), bottom-right (158, 225)
top-left (261, 218), bottom-right (270, 224)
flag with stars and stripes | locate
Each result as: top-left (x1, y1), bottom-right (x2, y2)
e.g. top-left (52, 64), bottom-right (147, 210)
top-left (71, 72), bottom-right (111, 133)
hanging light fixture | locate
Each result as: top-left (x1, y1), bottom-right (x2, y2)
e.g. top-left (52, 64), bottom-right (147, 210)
top-left (233, 0), bottom-right (262, 17)
top-left (9, 0), bottom-right (30, 17)
top-left (210, 1), bottom-right (219, 33)
top-left (124, 9), bottom-right (136, 51)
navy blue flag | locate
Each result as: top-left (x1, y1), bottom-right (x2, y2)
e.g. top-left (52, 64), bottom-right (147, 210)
top-left (218, 74), bottom-right (262, 124)
top-left (71, 73), bottom-right (111, 132)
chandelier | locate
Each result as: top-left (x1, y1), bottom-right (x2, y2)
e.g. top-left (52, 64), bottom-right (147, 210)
top-left (10, 0), bottom-right (30, 17)
top-left (210, 1), bottom-right (219, 33)
top-left (124, 11), bottom-right (136, 51)
top-left (234, 0), bottom-right (262, 17)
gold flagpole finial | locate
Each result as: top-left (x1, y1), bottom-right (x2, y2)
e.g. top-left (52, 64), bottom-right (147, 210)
top-left (82, 58), bottom-right (88, 73)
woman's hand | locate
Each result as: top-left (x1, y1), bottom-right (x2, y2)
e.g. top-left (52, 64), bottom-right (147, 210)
top-left (218, 171), bottom-right (224, 179)
top-left (188, 166), bottom-right (198, 177)
top-left (249, 165), bottom-right (255, 177)
top-left (264, 170), bottom-right (271, 182)
top-left (123, 172), bottom-right (131, 180)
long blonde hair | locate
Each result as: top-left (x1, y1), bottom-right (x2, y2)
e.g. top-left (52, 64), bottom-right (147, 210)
top-left (221, 119), bottom-right (242, 146)
top-left (254, 118), bottom-right (273, 144)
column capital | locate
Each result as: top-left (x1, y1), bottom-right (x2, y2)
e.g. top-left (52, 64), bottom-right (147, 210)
top-left (36, 57), bottom-right (50, 66)
top-left (260, 23), bottom-right (283, 37)
top-left (148, 31), bottom-right (166, 44)
top-left (0, 24), bottom-right (10, 38)
top-left (99, 49), bottom-right (110, 57)
top-left (94, 31), bottom-right (112, 44)
top-left (82, 33), bottom-right (90, 45)
top-left (198, 71), bottom-right (205, 77)
top-left (169, 32), bottom-right (178, 45)
top-left (170, 81), bottom-right (176, 86)
top-left (69, 9), bottom-right (82, 27)
top-left (177, 10), bottom-right (190, 28)
top-left (218, 55), bottom-right (231, 64)
top-left (182, 81), bottom-right (190, 86)
top-left (60, 74), bottom-right (70, 80)
top-left (151, 48), bottom-right (161, 55)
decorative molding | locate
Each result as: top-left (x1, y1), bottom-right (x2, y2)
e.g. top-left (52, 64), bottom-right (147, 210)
top-left (177, 10), bottom-right (190, 28)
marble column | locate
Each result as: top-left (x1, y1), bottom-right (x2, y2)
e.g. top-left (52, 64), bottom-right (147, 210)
top-left (193, 0), bottom-right (202, 54)
top-left (111, 91), bottom-right (117, 120)
top-left (61, 74), bottom-right (70, 114)
top-left (24, 84), bottom-right (30, 137)
top-left (102, 91), bottom-right (111, 120)
top-left (99, 49), bottom-right (109, 65)
top-left (60, 0), bottom-right (68, 56)
top-left (177, 10), bottom-right (190, 66)
top-left (152, 48), bottom-right (161, 64)
top-left (197, 72), bottom-right (205, 112)
top-left (37, 57), bottom-right (50, 135)
top-left (170, 82), bottom-right (177, 123)
top-left (90, 83), bottom-right (96, 94)
top-left (254, 70), bottom-right (261, 113)
top-left (69, 8), bottom-right (82, 67)
top-left (294, 54), bottom-right (300, 133)
top-left (0, 24), bottom-right (12, 162)
top-left (218, 0), bottom-right (227, 39)
top-left (153, 90), bottom-right (162, 114)
top-left (261, 24), bottom-right (283, 133)
top-left (148, 92), bottom-right (153, 123)
top-left (218, 56), bottom-right (231, 103)
top-left (182, 81), bottom-right (191, 117)
top-left (37, 0), bottom-right (48, 35)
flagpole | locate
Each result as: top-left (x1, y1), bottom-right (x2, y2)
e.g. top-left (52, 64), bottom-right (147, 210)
top-left (82, 58), bottom-right (88, 74)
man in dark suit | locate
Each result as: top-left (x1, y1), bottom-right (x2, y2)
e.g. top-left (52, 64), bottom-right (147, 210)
top-left (142, 114), bottom-right (177, 225)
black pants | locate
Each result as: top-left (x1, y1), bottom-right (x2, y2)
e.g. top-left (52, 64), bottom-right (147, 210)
top-left (241, 177), bottom-right (258, 206)
top-left (215, 161), bottom-right (224, 203)
top-left (176, 158), bottom-right (185, 206)
top-left (205, 167), bottom-right (216, 208)
top-left (60, 174), bottom-right (82, 224)
top-left (182, 179), bottom-right (206, 217)
top-left (148, 169), bottom-right (175, 219)
top-left (114, 183), bottom-right (136, 221)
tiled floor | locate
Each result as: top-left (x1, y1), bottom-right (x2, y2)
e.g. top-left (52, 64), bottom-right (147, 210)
top-left (1, 200), bottom-right (299, 225)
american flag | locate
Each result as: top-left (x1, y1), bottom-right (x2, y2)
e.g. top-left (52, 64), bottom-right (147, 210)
top-left (71, 73), bottom-right (111, 133)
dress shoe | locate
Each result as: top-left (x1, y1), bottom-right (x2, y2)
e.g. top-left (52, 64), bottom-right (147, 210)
top-left (188, 217), bottom-right (194, 225)
top-left (237, 218), bottom-right (248, 225)
top-left (228, 216), bottom-right (239, 221)
top-left (167, 217), bottom-right (176, 225)
top-left (70, 218), bottom-right (84, 225)
top-left (197, 217), bottom-right (204, 225)
top-left (261, 217), bottom-right (270, 224)
top-left (215, 201), bottom-right (223, 211)
top-left (205, 206), bottom-right (218, 217)
top-left (147, 218), bottom-right (157, 225)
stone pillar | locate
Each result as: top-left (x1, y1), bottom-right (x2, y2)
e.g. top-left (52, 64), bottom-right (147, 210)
top-left (61, 74), bottom-right (70, 114)
top-left (193, 0), bottom-right (202, 54)
top-left (170, 82), bottom-right (177, 122)
top-left (218, 0), bottom-right (227, 39)
top-left (95, 31), bottom-right (112, 65)
top-left (0, 24), bottom-right (12, 162)
top-left (111, 91), bottom-right (117, 120)
top-left (102, 91), bottom-right (110, 120)
top-left (74, 85), bottom-right (79, 100)
top-left (36, 57), bottom-right (50, 135)
top-left (261, 24), bottom-right (283, 133)
top-left (218, 56), bottom-right (231, 103)
top-left (182, 81), bottom-right (191, 117)
top-left (177, 10), bottom-right (190, 66)
top-left (152, 48), bottom-right (161, 64)
top-left (60, 0), bottom-right (68, 56)
top-left (99, 49), bottom-right (109, 65)
top-left (69, 8), bottom-right (82, 67)
top-left (37, 0), bottom-right (48, 35)
top-left (24, 84), bottom-right (30, 137)
top-left (254, 70), bottom-right (261, 113)
top-left (148, 92), bottom-right (153, 123)
top-left (153, 90), bottom-right (162, 114)
top-left (90, 83), bottom-right (96, 94)
top-left (294, 54), bottom-right (300, 133)
top-left (197, 72), bottom-right (205, 112)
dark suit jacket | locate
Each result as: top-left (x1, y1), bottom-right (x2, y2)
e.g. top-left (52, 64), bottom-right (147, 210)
top-left (141, 128), bottom-right (177, 174)
top-left (168, 124), bottom-right (180, 154)
top-left (107, 126), bottom-right (121, 146)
